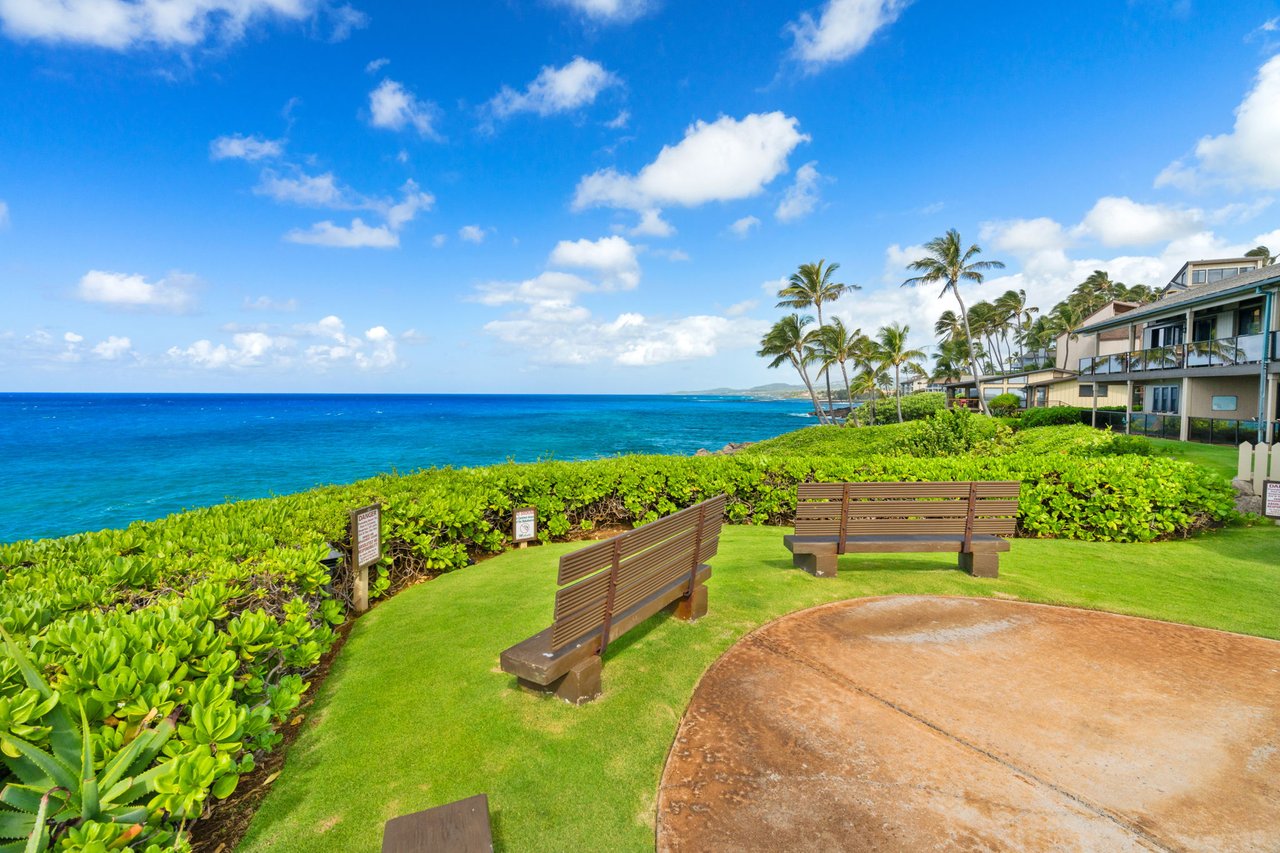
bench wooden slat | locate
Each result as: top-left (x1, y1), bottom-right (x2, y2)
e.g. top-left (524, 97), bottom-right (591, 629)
top-left (798, 481), bottom-right (1019, 500)
top-left (556, 495), bottom-right (725, 585)
top-left (785, 533), bottom-right (1012, 554)
top-left (552, 527), bottom-right (697, 621)
top-left (795, 518), bottom-right (1014, 536)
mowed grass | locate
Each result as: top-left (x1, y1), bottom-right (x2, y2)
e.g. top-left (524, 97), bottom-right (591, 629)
top-left (240, 523), bottom-right (1280, 853)
top-left (1146, 437), bottom-right (1240, 481)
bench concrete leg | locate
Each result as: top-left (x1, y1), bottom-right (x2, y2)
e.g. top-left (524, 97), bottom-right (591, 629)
top-left (794, 551), bottom-right (838, 578)
top-left (553, 655), bottom-right (602, 705)
top-left (675, 582), bottom-right (708, 622)
top-left (959, 551), bottom-right (999, 578)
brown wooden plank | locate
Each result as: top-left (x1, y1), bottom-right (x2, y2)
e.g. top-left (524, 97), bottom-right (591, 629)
top-left (801, 481), bottom-right (1021, 500)
top-left (796, 518), bottom-right (1015, 536)
top-left (556, 495), bottom-right (724, 584)
top-left (382, 794), bottom-right (492, 853)
top-left (502, 563), bottom-right (713, 684)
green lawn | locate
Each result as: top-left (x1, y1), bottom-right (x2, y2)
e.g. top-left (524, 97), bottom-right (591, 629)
top-left (1146, 437), bottom-right (1239, 481)
top-left (240, 523), bottom-right (1280, 853)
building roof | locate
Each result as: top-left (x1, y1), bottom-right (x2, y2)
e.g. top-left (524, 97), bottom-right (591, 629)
top-left (1078, 262), bottom-right (1280, 334)
top-left (941, 367), bottom-right (1075, 388)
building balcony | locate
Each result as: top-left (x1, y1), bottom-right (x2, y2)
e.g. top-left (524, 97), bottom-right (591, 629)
top-left (1078, 331), bottom-right (1276, 376)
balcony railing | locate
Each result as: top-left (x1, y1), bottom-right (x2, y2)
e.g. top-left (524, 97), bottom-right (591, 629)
top-left (1079, 332), bottom-right (1267, 375)
top-left (1088, 410), bottom-right (1279, 444)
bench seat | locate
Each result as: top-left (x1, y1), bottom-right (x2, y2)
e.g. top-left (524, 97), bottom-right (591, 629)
top-left (784, 533), bottom-right (1011, 555)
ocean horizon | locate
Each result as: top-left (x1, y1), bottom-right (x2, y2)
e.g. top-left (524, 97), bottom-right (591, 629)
top-left (0, 392), bottom-right (815, 543)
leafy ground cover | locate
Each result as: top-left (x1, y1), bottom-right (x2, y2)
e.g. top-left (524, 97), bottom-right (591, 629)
top-left (240, 523), bottom-right (1280, 853)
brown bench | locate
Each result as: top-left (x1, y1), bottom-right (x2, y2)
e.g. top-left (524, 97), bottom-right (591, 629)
top-left (499, 494), bottom-right (726, 705)
top-left (382, 794), bottom-right (492, 853)
top-left (783, 481), bottom-right (1020, 578)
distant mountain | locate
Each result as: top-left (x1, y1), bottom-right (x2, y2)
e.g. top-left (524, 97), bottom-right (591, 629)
top-left (672, 383), bottom-right (810, 397)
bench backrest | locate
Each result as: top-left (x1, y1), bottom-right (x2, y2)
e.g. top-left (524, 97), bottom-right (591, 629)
top-left (550, 494), bottom-right (726, 652)
top-left (795, 481), bottom-right (1020, 547)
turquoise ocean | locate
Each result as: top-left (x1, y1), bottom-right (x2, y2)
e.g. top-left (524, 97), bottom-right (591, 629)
top-left (0, 393), bottom-right (815, 543)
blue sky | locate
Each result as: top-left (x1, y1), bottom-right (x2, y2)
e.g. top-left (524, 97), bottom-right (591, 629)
top-left (2, 0), bottom-right (1279, 393)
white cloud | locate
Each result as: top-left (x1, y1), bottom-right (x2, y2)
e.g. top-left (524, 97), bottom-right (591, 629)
top-left (0, 0), bottom-right (326, 49)
top-left (548, 235), bottom-right (640, 289)
top-left (245, 295), bottom-right (298, 311)
top-left (573, 112), bottom-right (808, 212)
top-left (63, 331), bottom-right (83, 343)
top-left (210, 133), bottom-right (283, 161)
top-left (605, 110), bottom-right (630, 129)
top-left (431, 233), bottom-right (447, 248)
top-left (630, 209), bottom-right (674, 237)
top-left (787, 0), bottom-right (911, 71)
top-left (255, 170), bottom-right (345, 206)
top-left (285, 218), bottom-right (397, 248)
top-left (365, 57), bottom-right (389, 73)
top-left (286, 180), bottom-right (432, 248)
top-left (725, 299), bottom-right (757, 317)
top-left (774, 161), bottom-right (824, 222)
top-left (368, 78), bottom-right (440, 139)
top-left (651, 247), bottom-right (689, 262)
top-left (474, 271), bottom-right (595, 313)
top-left (0, 200), bottom-right (8, 229)
top-left (488, 57), bottom-right (620, 119)
top-left (458, 224), bottom-right (488, 244)
top-left (167, 316), bottom-right (401, 372)
top-left (92, 335), bottom-right (134, 360)
top-left (76, 270), bottom-right (196, 312)
top-left (1074, 196), bottom-right (1203, 247)
top-left (1156, 54), bottom-right (1280, 191)
top-left (729, 215), bottom-right (761, 238)
top-left (326, 3), bottom-right (365, 41)
top-left (549, 0), bottom-right (652, 24)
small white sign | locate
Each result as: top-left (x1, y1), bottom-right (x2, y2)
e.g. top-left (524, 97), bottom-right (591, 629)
top-left (352, 505), bottom-right (381, 568)
top-left (1265, 481), bottom-right (1280, 520)
top-left (513, 507), bottom-right (537, 542)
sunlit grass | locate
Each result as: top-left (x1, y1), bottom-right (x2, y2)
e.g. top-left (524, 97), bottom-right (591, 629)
top-left (241, 523), bottom-right (1280, 852)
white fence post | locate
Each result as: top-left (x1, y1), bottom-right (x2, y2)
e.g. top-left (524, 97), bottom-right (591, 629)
top-left (1239, 441), bottom-right (1275, 493)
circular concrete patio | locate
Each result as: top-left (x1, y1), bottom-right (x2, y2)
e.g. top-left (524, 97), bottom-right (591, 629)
top-left (656, 596), bottom-right (1280, 852)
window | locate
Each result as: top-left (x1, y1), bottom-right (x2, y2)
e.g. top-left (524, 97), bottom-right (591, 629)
top-left (1147, 324), bottom-right (1184, 348)
top-left (1211, 396), bottom-right (1238, 412)
top-left (1079, 384), bottom-right (1110, 398)
top-left (1191, 316), bottom-right (1217, 342)
top-left (1150, 385), bottom-right (1181, 414)
top-left (1192, 269), bottom-right (1206, 284)
top-left (1239, 304), bottom-right (1263, 336)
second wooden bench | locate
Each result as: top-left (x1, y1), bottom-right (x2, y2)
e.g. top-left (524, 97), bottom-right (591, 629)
top-left (783, 481), bottom-right (1020, 578)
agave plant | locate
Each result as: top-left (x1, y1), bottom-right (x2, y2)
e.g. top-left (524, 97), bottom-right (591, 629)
top-left (0, 628), bottom-right (180, 853)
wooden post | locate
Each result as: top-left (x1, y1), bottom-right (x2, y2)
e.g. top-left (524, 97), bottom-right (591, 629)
top-left (349, 504), bottom-right (381, 615)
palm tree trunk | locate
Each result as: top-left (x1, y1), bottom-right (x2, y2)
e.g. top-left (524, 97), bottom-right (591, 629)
top-left (794, 357), bottom-right (829, 424)
top-left (894, 364), bottom-right (903, 422)
top-left (951, 283), bottom-right (988, 415)
top-left (840, 360), bottom-right (853, 426)
top-left (815, 303), bottom-right (834, 418)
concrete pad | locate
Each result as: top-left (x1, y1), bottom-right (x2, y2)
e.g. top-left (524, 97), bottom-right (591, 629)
top-left (656, 596), bottom-right (1280, 852)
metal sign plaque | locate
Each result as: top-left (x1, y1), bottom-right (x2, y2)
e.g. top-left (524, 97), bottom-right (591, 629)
top-left (1265, 481), bottom-right (1280, 519)
top-left (350, 504), bottom-right (382, 568)
top-left (513, 507), bottom-right (537, 543)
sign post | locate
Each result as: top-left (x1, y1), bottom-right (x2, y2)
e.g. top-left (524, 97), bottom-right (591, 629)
top-left (349, 504), bottom-right (382, 613)
top-left (513, 507), bottom-right (537, 548)
top-left (1264, 481), bottom-right (1280, 522)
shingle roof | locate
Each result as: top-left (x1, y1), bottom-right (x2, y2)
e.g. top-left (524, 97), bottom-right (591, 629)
top-left (1077, 262), bottom-right (1280, 334)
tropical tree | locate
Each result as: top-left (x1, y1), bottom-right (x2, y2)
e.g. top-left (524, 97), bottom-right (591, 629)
top-left (932, 339), bottom-right (969, 383)
top-left (1245, 245), bottom-right (1276, 265)
top-left (903, 230), bottom-right (1005, 413)
top-left (776, 260), bottom-right (860, 414)
top-left (813, 318), bottom-right (862, 415)
top-left (1048, 302), bottom-right (1087, 371)
top-left (876, 322), bottom-right (927, 423)
top-left (757, 314), bottom-right (831, 424)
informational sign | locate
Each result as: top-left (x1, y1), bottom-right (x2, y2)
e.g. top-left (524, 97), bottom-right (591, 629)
top-left (1265, 481), bottom-right (1280, 519)
top-left (350, 504), bottom-right (382, 568)
top-left (513, 507), bottom-right (537, 543)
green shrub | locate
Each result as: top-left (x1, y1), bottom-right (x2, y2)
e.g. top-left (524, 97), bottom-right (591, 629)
top-left (988, 393), bottom-right (1022, 417)
top-left (1020, 406), bottom-right (1084, 428)
top-left (850, 391), bottom-right (945, 425)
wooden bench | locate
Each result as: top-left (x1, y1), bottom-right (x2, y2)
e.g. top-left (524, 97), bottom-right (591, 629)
top-left (382, 794), bottom-right (492, 853)
top-left (783, 481), bottom-right (1020, 578)
top-left (499, 494), bottom-right (726, 705)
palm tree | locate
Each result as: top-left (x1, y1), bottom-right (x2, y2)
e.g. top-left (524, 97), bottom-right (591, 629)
top-left (876, 322), bottom-right (927, 423)
top-left (1048, 302), bottom-right (1087, 372)
top-left (1245, 245), bottom-right (1276, 265)
top-left (932, 340), bottom-right (968, 383)
top-left (813, 318), bottom-right (862, 417)
top-left (757, 314), bottom-right (831, 424)
top-left (994, 288), bottom-right (1036, 366)
top-left (777, 260), bottom-right (860, 415)
top-left (903, 230), bottom-right (1005, 414)
top-left (934, 310), bottom-right (964, 343)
